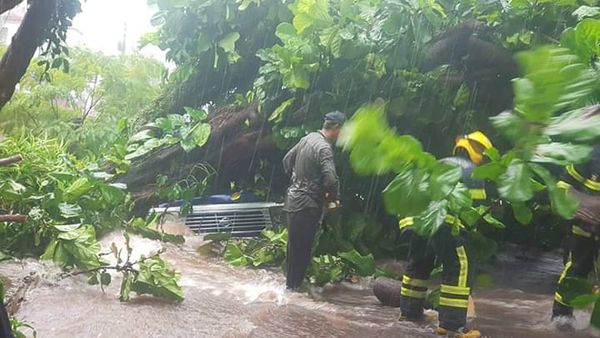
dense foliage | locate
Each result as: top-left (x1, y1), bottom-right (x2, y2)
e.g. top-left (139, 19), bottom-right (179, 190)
top-left (132, 0), bottom-right (597, 276)
top-left (2, 0), bottom-right (600, 331)
top-left (0, 47), bottom-right (190, 306)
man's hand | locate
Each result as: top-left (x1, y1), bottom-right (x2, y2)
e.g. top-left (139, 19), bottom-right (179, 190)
top-left (327, 200), bottom-right (341, 210)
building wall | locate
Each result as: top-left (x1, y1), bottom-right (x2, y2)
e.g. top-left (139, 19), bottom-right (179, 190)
top-left (0, 2), bottom-right (27, 45)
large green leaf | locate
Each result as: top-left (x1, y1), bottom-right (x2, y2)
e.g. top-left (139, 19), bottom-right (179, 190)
top-left (513, 46), bottom-right (595, 122)
top-left (545, 107), bottom-right (600, 142)
top-left (58, 203), bottom-right (83, 219)
top-left (556, 276), bottom-right (594, 306)
top-left (218, 32), bottom-right (241, 63)
top-left (532, 142), bottom-right (592, 166)
top-left (511, 202), bottom-right (533, 225)
top-left (530, 163), bottom-right (578, 218)
top-left (131, 256), bottom-right (184, 302)
top-left (191, 123), bottom-right (211, 148)
top-left (413, 200), bottom-right (448, 236)
top-left (382, 165), bottom-right (430, 216)
top-left (561, 19), bottom-right (600, 62)
top-left (63, 177), bottom-right (94, 203)
top-left (338, 249), bottom-right (375, 276)
top-left (498, 160), bottom-right (534, 202)
top-left (224, 242), bottom-right (249, 266)
top-left (269, 98), bottom-right (295, 122)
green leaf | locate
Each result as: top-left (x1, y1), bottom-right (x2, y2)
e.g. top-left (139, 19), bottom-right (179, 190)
top-left (64, 177), bottom-right (93, 203)
top-left (338, 249), bottom-right (375, 276)
top-left (119, 271), bottom-right (133, 302)
top-left (131, 256), bottom-right (184, 302)
top-left (513, 46), bottom-right (595, 122)
top-left (556, 277), bottom-right (594, 306)
top-left (511, 202), bottom-right (533, 225)
top-left (99, 184), bottom-right (126, 205)
top-left (472, 162), bottom-right (505, 182)
top-left (100, 272), bottom-right (111, 286)
top-left (224, 242), bottom-right (249, 266)
top-left (218, 32), bottom-right (241, 63)
top-left (269, 98), bottom-right (295, 122)
top-left (88, 274), bottom-right (99, 285)
top-left (498, 160), bottom-right (534, 202)
top-left (184, 106), bottom-right (208, 121)
top-left (319, 27), bottom-right (342, 58)
top-left (293, 13), bottom-right (313, 34)
top-left (530, 163), bottom-right (578, 219)
top-left (129, 129), bottom-right (155, 143)
top-left (483, 213), bottom-right (506, 229)
top-left (452, 84), bottom-right (470, 108)
top-left (545, 107), bottom-right (600, 142)
top-left (190, 123), bottom-right (211, 148)
top-left (218, 32), bottom-right (240, 53)
top-left (58, 203), bottom-right (83, 219)
top-left (382, 165), bottom-right (430, 216)
top-left (572, 6), bottom-right (600, 20)
top-left (414, 200), bottom-right (448, 236)
top-left (532, 143), bottom-right (592, 166)
top-left (571, 293), bottom-right (599, 308)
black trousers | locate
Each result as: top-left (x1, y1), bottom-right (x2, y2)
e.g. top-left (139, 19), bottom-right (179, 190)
top-left (553, 225), bottom-right (598, 317)
top-left (400, 226), bottom-right (472, 331)
top-left (286, 208), bottom-right (321, 289)
top-left (0, 302), bottom-right (13, 338)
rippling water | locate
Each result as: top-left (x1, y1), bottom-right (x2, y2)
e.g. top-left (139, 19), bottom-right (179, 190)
top-left (1, 224), bottom-right (599, 337)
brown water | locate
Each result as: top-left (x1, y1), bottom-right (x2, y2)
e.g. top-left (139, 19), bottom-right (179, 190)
top-left (2, 227), bottom-right (599, 338)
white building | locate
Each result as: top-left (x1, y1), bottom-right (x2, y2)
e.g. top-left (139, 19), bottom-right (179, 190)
top-left (0, 3), bottom-right (26, 45)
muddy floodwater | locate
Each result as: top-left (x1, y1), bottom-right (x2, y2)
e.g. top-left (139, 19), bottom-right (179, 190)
top-left (2, 225), bottom-right (598, 338)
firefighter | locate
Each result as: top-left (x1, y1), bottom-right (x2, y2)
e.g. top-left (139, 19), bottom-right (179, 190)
top-left (398, 131), bottom-right (492, 338)
top-left (552, 144), bottom-right (600, 327)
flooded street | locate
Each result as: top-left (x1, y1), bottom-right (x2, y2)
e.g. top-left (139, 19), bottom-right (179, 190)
top-left (1, 229), bottom-right (598, 338)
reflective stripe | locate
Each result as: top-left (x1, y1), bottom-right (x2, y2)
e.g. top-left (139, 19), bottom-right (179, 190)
top-left (444, 215), bottom-right (464, 228)
top-left (566, 164), bottom-right (600, 191)
top-left (403, 275), bottom-right (427, 288)
top-left (555, 254), bottom-right (572, 306)
top-left (456, 246), bottom-right (469, 288)
top-left (567, 164), bottom-right (586, 183)
top-left (558, 254), bottom-right (572, 285)
top-left (441, 284), bottom-right (470, 296)
top-left (401, 287), bottom-right (427, 299)
top-left (554, 292), bottom-right (567, 306)
top-left (399, 217), bottom-right (414, 229)
top-left (585, 179), bottom-right (600, 191)
top-left (557, 181), bottom-right (572, 190)
top-left (469, 189), bottom-right (487, 200)
top-left (572, 225), bottom-right (592, 238)
top-left (400, 215), bottom-right (464, 229)
top-left (439, 297), bottom-right (469, 308)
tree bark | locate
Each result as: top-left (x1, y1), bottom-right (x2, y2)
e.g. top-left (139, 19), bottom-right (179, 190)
top-left (0, 0), bottom-right (57, 111)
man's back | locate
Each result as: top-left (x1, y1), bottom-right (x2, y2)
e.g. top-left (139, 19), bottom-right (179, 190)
top-left (283, 132), bottom-right (338, 212)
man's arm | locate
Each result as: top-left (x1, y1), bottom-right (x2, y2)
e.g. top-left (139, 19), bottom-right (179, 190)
top-left (283, 143), bottom-right (299, 176)
top-left (319, 145), bottom-right (339, 199)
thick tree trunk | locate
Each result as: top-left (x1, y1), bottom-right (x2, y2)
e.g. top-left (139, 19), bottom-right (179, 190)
top-left (119, 105), bottom-right (285, 214)
top-left (0, 0), bottom-right (57, 110)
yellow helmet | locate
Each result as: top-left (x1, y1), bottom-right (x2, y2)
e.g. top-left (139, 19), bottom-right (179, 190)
top-left (453, 131), bottom-right (493, 165)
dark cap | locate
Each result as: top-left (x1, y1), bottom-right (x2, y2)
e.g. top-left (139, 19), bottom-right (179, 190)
top-left (324, 111), bottom-right (347, 125)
